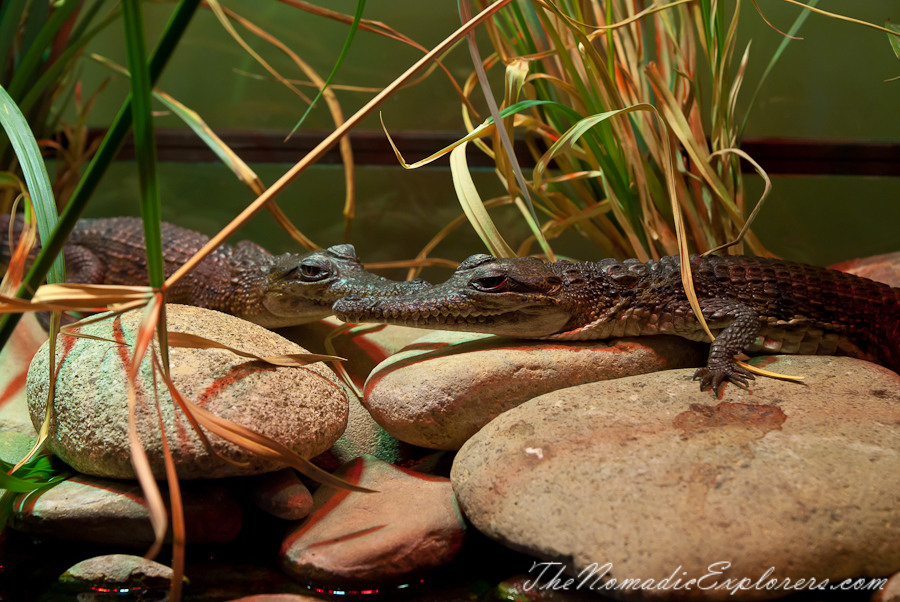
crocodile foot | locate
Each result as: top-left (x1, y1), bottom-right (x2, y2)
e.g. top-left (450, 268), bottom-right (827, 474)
top-left (693, 360), bottom-right (755, 393)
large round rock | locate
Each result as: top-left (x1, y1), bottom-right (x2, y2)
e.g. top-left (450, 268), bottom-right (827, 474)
top-left (364, 331), bottom-right (706, 449)
top-left (452, 355), bottom-right (900, 601)
top-left (26, 305), bottom-right (348, 479)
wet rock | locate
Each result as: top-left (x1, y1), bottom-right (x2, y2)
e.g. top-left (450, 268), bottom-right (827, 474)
top-left (0, 430), bottom-right (35, 464)
top-left (364, 331), bottom-right (707, 450)
top-left (312, 395), bottom-right (427, 471)
top-left (831, 251), bottom-right (900, 287)
top-left (278, 317), bottom-right (424, 391)
top-left (59, 554), bottom-right (182, 590)
top-left (280, 455), bottom-right (465, 586)
top-left (26, 304), bottom-right (348, 479)
top-left (248, 468), bottom-right (314, 521)
top-left (9, 473), bottom-right (242, 546)
top-left (0, 313), bottom-right (46, 437)
top-left (452, 355), bottom-right (900, 601)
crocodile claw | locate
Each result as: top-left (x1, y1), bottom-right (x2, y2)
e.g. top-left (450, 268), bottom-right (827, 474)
top-left (693, 361), bottom-right (755, 393)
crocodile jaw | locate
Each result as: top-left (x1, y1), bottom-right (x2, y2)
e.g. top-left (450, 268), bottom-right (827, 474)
top-left (334, 296), bottom-right (572, 338)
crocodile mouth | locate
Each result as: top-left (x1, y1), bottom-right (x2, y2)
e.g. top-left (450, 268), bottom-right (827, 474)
top-left (338, 305), bottom-right (512, 327)
top-left (334, 296), bottom-right (572, 337)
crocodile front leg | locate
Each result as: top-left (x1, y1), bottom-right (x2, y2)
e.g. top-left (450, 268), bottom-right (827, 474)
top-left (671, 298), bottom-right (761, 392)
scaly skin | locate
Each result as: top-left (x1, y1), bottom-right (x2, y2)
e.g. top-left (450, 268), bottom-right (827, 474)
top-left (0, 215), bottom-right (430, 328)
top-left (334, 253), bottom-right (900, 392)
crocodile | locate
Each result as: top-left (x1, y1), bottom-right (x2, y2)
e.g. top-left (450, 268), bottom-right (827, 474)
top-left (0, 215), bottom-right (430, 328)
top-left (333, 253), bottom-right (900, 391)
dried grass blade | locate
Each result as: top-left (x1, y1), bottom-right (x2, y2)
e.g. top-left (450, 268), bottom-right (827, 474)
top-left (0, 203), bottom-right (36, 298)
top-left (736, 360), bottom-right (804, 383)
top-left (703, 149), bottom-right (771, 257)
top-left (451, 142), bottom-right (516, 258)
top-left (166, 331), bottom-right (344, 367)
top-left (205, 0), bottom-right (311, 103)
top-left (776, 0), bottom-right (900, 37)
top-left (153, 367), bottom-right (185, 600)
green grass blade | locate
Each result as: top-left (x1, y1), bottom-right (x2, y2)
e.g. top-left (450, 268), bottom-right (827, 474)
top-left (0, 0), bottom-right (28, 85)
top-left (450, 141), bottom-right (516, 258)
top-left (0, 0), bottom-right (202, 352)
top-left (6, 0), bottom-right (82, 101)
top-left (0, 84), bottom-right (65, 284)
top-left (121, 0), bottom-right (163, 290)
top-left (740, 0), bottom-right (818, 137)
top-left (286, 0), bottom-right (365, 140)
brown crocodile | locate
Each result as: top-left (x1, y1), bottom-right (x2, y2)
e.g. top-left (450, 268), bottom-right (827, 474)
top-left (333, 253), bottom-right (900, 391)
top-left (0, 215), bottom-right (430, 328)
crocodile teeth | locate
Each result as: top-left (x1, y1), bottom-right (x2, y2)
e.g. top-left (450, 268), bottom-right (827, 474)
top-left (390, 309), bottom-right (401, 319)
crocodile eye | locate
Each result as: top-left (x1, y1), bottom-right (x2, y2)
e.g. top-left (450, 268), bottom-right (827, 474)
top-left (299, 264), bottom-right (326, 281)
top-left (472, 275), bottom-right (508, 292)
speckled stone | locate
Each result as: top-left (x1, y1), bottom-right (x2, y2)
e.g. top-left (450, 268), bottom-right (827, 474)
top-left (59, 554), bottom-right (180, 590)
top-left (452, 355), bottom-right (900, 601)
top-left (280, 455), bottom-right (466, 586)
top-left (9, 474), bottom-right (242, 546)
top-left (26, 305), bottom-right (348, 479)
top-left (363, 331), bottom-right (707, 450)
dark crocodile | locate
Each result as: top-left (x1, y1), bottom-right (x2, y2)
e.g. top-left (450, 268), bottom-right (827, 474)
top-left (0, 215), bottom-right (430, 328)
top-left (334, 253), bottom-right (900, 391)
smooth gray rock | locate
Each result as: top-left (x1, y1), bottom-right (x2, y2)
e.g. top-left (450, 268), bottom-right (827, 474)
top-left (875, 571), bottom-right (900, 602)
top-left (0, 313), bottom-right (45, 437)
top-left (280, 455), bottom-right (465, 586)
top-left (452, 355), bottom-right (900, 601)
top-left (60, 554), bottom-right (182, 590)
top-left (9, 474), bottom-right (242, 546)
top-left (26, 304), bottom-right (348, 479)
top-left (364, 331), bottom-right (707, 450)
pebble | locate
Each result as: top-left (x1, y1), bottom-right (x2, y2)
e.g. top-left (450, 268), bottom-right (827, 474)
top-left (363, 331), bottom-right (707, 449)
top-left (452, 356), bottom-right (900, 601)
top-left (59, 554), bottom-right (181, 591)
top-left (280, 455), bottom-right (466, 586)
top-left (9, 473), bottom-right (242, 546)
top-left (26, 304), bottom-right (348, 479)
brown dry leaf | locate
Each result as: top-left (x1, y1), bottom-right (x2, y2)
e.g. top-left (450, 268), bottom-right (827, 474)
top-left (166, 331), bottom-right (344, 367)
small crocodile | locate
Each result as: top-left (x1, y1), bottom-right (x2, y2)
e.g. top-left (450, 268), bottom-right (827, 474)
top-left (334, 253), bottom-right (900, 391)
top-left (0, 215), bottom-right (430, 328)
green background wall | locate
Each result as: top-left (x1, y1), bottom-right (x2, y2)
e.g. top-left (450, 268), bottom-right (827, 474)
top-left (68, 1), bottom-right (900, 278)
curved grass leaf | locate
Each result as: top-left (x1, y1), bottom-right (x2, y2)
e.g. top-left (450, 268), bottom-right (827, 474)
top-left (450, 142), bottom-right (516, 258)
top-left (0, 85), bottom-right (64, 284)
